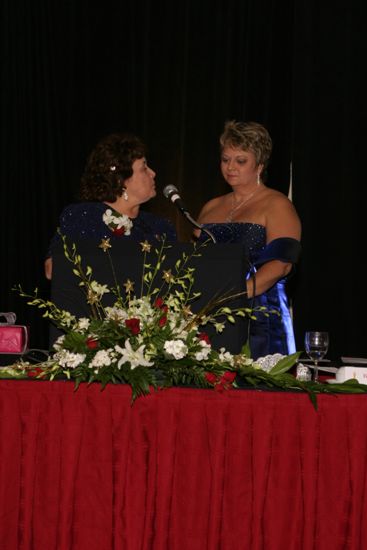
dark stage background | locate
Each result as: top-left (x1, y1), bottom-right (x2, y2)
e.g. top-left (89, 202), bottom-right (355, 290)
top-left (1, 1), bottom-right (366, 360)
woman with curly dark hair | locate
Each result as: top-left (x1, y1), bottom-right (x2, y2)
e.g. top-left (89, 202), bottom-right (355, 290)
top-left (45, 133), bottom-right (176, 279)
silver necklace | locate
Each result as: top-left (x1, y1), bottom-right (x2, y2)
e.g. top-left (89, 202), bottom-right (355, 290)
top-left (226, 188), bottom-right (259, 222)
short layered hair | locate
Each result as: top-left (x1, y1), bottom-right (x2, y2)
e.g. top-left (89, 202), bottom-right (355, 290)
top-left (220, 120), bottom-right (272, 170)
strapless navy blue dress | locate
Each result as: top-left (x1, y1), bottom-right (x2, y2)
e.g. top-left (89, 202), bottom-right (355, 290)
top-left (48, 202), bottom-right (177, 254)
top-left (199, 223), bottom-right (301, 359)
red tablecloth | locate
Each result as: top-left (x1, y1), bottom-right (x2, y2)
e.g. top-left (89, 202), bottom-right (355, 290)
top-left (1, 380), bottom-right (367, 549)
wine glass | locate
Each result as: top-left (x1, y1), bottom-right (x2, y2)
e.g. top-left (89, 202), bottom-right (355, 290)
top-left (304, 331), bottom-right (329, 383)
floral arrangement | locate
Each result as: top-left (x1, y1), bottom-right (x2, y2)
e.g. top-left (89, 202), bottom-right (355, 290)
top-left (6, 230), bottom-right (367, 407)
top-left (102, 208), bottom-right (133, 236)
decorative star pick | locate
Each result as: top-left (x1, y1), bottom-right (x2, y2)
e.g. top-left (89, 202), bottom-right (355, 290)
top-left (99, 238), bottom-right (112, 252)
top-left (123, 279), bottom-right (135, 293)
top-left (140, 240), bottom-right (151, 252)
top-left (162, 270), bottom-right (174, 283)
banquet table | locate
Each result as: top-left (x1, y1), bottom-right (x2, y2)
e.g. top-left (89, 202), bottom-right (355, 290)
top-left (1, 379), bottom-right (367, 550)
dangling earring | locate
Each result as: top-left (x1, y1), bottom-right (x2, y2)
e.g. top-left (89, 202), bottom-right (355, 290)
top-left (123, 188), bottom-right (129, 201)
top-left (257, 171), bottom-right (261, 185)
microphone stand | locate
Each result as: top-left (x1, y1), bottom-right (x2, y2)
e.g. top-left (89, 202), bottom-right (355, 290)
top-left (181, 210), bottom-right (216, 244)
top-left (163, 185), bottom-right (216, 243)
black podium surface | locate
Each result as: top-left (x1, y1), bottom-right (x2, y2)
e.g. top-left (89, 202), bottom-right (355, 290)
top-left (51, 239), bottom-right (251, 353)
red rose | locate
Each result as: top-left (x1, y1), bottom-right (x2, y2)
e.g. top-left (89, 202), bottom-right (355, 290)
top-left (198, 332), bottom-right (210, 345)
top-left (125, 318), bottom-right (140, 335)
top-left (154, 297), bottom-right (168, 312)
top-left (205, 370), bottom-right (236, 392)
top-left (86, 337), bottom-right (99, 350)
top-left (221, 371), bottom-right (236, 384)
top-left (154, 297), bottom-right (164, 308)
top-left (205, 372), bottom-right (218, 384)
top-left (27, 367), bottom-right (44, 379)
top-left (158, 315), bottom-right (167, 327)
top-left (113, 226), bottom-right (125, 236)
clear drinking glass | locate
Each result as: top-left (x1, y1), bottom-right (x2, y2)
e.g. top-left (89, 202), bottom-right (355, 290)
top-left (304, 331), bottom-right (329, 383)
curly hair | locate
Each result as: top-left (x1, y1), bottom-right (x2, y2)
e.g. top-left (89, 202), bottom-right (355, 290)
top-left (79, 133), bottom-right (146, 202)
top-left (219, 120), bottom-right (273, 170)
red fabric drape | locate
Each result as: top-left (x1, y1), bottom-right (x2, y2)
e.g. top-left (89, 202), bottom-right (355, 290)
top-left (1, 380), bottom-right (367, 549)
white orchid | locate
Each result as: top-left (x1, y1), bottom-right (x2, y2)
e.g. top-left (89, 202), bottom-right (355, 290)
top-left (59, 310), bottom-right (76, 327)
top-left (76, 317), bottom-right (90, 331)
top-left (90, 281), bottom-right (109, 297)
top-left (127, 297), bottom-right (155, 319)
top-left (194, 340), bottom-right (211, 361)
top-left (53, 334), bottom-right (65, 350)
top-left (218, 348), bottom-right (235, 366)
top-left (214, 322), bottom-right (225, 333)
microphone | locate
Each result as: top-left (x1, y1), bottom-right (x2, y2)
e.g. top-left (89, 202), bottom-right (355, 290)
top-left (163, 185), bottom-right (189, 215)
top-left (162, 184), bottom-right (216, 243)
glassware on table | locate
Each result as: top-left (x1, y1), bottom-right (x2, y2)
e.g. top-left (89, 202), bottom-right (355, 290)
top-left (296, 363), bottom-right (312, 381)
top-left (304, 331), bottom-right (329, 383)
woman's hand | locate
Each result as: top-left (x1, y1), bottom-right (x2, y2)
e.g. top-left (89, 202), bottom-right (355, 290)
top-left (44, 257), bottom-right (53, 280)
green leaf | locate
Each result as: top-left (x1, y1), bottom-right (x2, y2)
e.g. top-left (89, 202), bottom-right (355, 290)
top-left (241, 341), bottom-right (252, 357)
top-left (308, 391), bottom-right (318, 410)
top-left (269, 352), bottom-right (301, 376)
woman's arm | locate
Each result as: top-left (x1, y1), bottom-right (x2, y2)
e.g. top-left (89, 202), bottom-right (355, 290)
top-left (247, 195), bottom-right (301, 297)
top-left (246, 259), bottom-right (292, 297)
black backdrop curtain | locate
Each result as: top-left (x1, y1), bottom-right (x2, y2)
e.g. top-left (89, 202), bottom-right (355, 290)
top-left (1, 0), bottom-right (366, 359)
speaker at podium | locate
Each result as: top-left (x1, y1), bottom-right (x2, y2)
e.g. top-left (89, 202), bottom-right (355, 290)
top-left (50, 238), bottom-right (251, 354)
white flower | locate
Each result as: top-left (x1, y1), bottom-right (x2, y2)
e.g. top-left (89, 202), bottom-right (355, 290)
top-left (194, 340), bottom-right (211, 361)
top-left (219, 348), bottom-right (235, 366)
top-left (214, 322), bottom-right (225, 333)
top-left (115, 340), bottom-right (154, 369)
top-left (55, 350), bottom-right (86, 368)
top-left (53, 334), bottom-right (65, 351)
top-left (105, 307), bottom-right (128, 322)
top-left (237, 355), bottom-right (254, 367)
top-left (127, 297), bottom-right (154, 319)
top-left (76, 317), bottom-right (90, 331)
top-left (103, 209), bottom-right (133, 235)
top-left (164, 339), bottom-right (188, 360)
top-left (169, 316), bottom-right (189, 336)
top-left (60, 310), bottom-right (76, 327)
top-left (89, 349), bottom-right (114, 368)
top-left (90, 281), bottom-right (109, 297)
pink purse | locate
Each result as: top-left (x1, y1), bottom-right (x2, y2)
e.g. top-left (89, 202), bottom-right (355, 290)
top-left (0, 312), bottom-right (29, 354)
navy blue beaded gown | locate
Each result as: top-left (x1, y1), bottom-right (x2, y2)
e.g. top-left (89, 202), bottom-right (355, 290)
top-left (51, 202), bottom-right (176, 245)
top-left (199, 222), bottom-right (301, 360)
top-left (48, 202), bottom-right (177, 254)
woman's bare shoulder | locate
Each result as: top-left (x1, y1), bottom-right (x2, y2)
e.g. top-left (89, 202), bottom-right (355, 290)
top-left (261, 187), bottom-right (301, 238)
top-left (262, 186), bottom-right (290, 200)
top-left (261, 187), bottom-right (297, 211)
